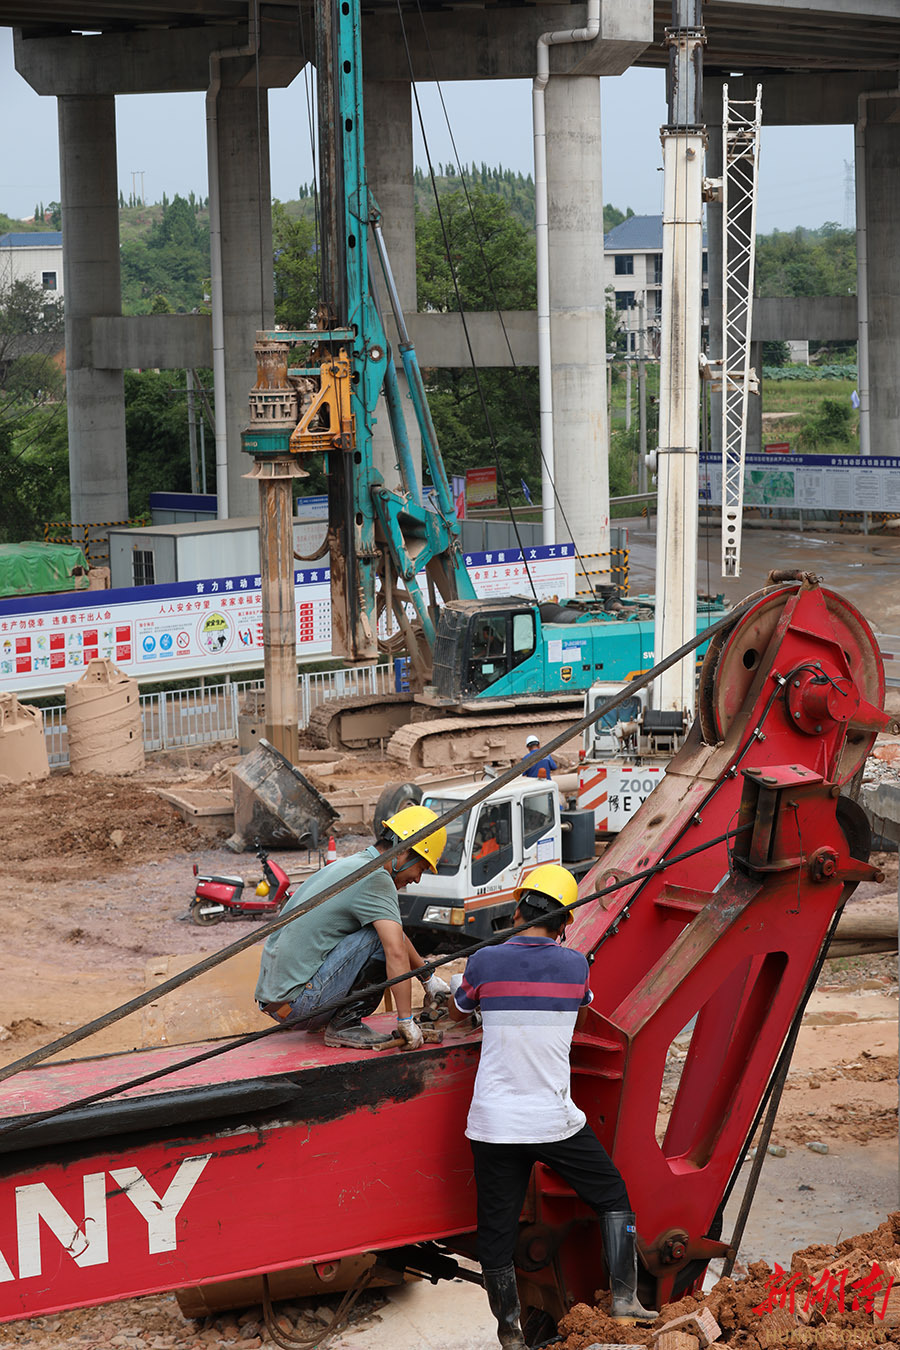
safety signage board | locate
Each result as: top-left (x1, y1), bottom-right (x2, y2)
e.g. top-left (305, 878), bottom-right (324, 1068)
top-left (0, 569), bottom-right (333, 695)
top-left (463, 544), bottom-right (576, 602)
top-left (700, 452), bottom-right (900, 513)
top-left (465, 467), bottom-right (498, 509)
top-left (0, 546), bottom-right (577, 696)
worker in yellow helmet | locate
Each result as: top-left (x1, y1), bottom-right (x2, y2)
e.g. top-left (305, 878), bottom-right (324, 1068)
top-left (448, 863), bottom-right (657, 1343)
top-left (256, 804), bottom-right (448, 1049)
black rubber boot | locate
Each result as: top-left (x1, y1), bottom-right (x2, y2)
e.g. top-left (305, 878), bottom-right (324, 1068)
top-left (482, 1264), bottom-right (527, 1348)
top-left (324, 959), bottom-right (392, 1048)
top-left (599, 1211), bottom-right (658, 1323)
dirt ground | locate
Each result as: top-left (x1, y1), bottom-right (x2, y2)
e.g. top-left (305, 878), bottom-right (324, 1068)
top-left (3, 523), bottom-right (900, 1349)
top-left (0, 742), bottom-right (897, 1349)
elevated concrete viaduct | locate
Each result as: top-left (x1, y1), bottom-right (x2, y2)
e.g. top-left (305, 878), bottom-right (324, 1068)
top-left (3, 0), bottom-right (900, 545)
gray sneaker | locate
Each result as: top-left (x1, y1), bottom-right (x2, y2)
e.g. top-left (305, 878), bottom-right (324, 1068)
top-left (323, 1020), bottom-right (395, 1049)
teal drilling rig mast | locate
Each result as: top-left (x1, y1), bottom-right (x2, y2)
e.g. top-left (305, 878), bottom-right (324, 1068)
top-left (241, 0), bottom-right (726, 770)
top-left (241, 0), bottom-right (476, 758)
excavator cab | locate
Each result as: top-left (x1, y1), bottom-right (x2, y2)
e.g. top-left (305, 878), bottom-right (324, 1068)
top-left (432, 600), bottom-right (537, 699)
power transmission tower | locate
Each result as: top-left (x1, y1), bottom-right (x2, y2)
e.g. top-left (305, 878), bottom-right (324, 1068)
top-left (843, 159), bottom-right (855, 229)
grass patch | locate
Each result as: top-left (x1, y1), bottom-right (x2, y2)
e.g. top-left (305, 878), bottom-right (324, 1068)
top-left (761, 377), bottom-right (857, 415)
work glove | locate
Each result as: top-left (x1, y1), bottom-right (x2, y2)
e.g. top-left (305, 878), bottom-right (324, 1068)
top-left (396, 1015), bottom-right (424, 1049)
top-left (448, 973), bottom-right (463, 999)
top-left (422, 973), bottom-right (450, 999)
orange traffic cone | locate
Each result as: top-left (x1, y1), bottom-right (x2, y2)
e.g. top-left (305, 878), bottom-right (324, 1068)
top-left (326, 836), bottom-right (337, 865)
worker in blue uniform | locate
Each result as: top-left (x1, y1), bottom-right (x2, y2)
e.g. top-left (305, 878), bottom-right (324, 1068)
top-left (522, 733), bottom-right (557, 779)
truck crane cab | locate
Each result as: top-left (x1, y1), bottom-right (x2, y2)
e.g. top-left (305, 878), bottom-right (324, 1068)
top-left (398, 775), bottom-right (596, 951)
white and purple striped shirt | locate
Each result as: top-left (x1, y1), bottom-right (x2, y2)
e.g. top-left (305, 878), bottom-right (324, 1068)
top-left (454, 935), bottom-right (593, 1143)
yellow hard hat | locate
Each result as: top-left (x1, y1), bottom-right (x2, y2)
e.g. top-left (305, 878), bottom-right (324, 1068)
top-left (514, 863), bottom-right (578, 924)
top-left (383, 804), bottom-right (447, 873)
top-left (255, 879), bottom-right (271, 897)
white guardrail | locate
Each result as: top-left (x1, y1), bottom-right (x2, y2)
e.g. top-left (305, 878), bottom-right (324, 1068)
top-left (41, 662), bottom-right (396, 769)
top-left (40, 636), bottom-right (899, 769)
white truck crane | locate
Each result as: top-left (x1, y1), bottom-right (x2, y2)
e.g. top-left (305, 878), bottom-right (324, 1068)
top-left (386, 773), bottom-right (597, 951)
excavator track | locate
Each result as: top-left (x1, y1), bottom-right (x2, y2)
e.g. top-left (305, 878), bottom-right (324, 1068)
top-left (308, 693), bottom-right (436, 750)
top-left (387, 708), bottom-right (581, 769)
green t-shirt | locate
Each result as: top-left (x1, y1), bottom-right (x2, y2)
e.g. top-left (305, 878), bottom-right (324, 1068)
top-left (255, 846), bottom-right (401, 1003)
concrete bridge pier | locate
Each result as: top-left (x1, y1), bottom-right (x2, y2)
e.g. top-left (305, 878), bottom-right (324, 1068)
top-left (858, 94), bottom-right (900, 458)
top-left (546, 72), bottom-right (610, 570)
top-left (58, 94), bottom-right (128, 524)
top-left (215, 79), bottom-right (275, 519)
top-left (15, 22), bottom-right (298, 526)
top-left (364, 78), bottom-right (422, 492)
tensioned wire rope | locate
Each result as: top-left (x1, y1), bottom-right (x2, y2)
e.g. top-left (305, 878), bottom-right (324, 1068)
top-left (297, 0), bottom-right (323, 305)
top-left (0, 820), bottom-right (753, 1143)
top-left (0, 595), bottom-right (757, 1119)
top-left (407, 0), bottom-right (597, 596)
top-left (392, 0), bottom-right (538, 605)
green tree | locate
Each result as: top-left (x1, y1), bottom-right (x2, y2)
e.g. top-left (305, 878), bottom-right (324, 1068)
top-left (120, 194), bottom-right (210, 314)
top-left (604, 203), bottom-right (635, 234)
top-left (795, 396), bottom-right (855, 452)
top-left (762, 340), bottom-right (791, 367)
top-left (272, 200), bottom-right (318, 327)
top-left (0, 409), bottom-right (70, 543)
top-left (0, 275), bottom-right (65, 443)
top-left (417, 185), bottom-right (536, 313)
top-left (416, 187), bottom-right (539, 497)
top-left (124, 370), bottom-right (193, 513)
top-left (756, 224), bottom-right (856, 298)
top-left (0, 276), bottom-right (63, 368)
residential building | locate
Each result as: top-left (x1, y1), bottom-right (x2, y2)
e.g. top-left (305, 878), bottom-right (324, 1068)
top-left (604, 214), bottom-right (708, 356)
top-left (0, 231), bottom-right (64, 301)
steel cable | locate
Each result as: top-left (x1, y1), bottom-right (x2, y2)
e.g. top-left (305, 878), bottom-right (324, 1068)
top-left (392, 0), bottom-right (538, 603)
top-left (0, 818), bottom-right (754, 1141)
top-left (409, 0), bottom-right (595, 590)
top-left (0, 597), bottom-right (755, 1093)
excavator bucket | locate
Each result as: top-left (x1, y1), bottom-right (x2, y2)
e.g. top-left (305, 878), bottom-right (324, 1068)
top-left (227, 738), bottom-right (338, 852)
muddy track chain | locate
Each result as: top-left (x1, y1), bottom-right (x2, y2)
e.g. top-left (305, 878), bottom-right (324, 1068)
top-left (307, 693), bottom-right (415, 748)
top-left (386, 709), bottom-right (580, 768)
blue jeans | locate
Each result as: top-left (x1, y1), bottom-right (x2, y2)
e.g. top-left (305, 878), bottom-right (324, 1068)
top-left (264, 926), bottom-right (385, 1031)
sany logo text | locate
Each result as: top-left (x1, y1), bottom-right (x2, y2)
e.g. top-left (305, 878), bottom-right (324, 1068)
top-left (0, 1154), bottom-right (210, 1281)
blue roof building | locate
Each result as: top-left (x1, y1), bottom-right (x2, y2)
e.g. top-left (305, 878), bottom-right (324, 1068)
top-left (604, 214), bottom-right (708, 353)
top-left (0, 232), bottom-right (63, 249)
top-left (0, 231), bottom-right (64, 298)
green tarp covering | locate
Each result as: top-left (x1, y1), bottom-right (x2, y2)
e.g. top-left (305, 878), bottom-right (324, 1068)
top-left (0, 542), bottom-right (91, 599)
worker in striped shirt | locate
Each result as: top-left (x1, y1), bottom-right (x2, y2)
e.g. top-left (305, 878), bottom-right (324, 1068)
top-left (448, 863), bottom-right (656, 1346)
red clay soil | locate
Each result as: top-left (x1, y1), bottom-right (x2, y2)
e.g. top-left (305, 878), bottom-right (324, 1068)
top-left (558, 1214), bottom-right (900, 1348)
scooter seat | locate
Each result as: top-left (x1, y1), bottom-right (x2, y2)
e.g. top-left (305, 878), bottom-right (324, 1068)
top-left (204, 874), bottom-right (245, 886)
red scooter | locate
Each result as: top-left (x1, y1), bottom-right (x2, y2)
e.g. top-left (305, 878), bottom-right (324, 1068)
top-left (189, 841), bottom-right (293, 926)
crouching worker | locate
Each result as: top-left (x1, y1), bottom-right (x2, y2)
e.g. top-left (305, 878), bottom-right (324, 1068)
top-left (255, 806), bottom-right (449, 1049)
top-left (448, 863), bottom-right (657, 1347)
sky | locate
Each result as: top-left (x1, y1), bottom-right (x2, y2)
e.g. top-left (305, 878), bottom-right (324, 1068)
top-left (0, 28), bottom-right (853, 235)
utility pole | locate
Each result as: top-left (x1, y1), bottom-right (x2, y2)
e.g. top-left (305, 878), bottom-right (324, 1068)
top-left (625, 323), bottom-right (633, 432)
top-left (638, 295), bottom-right (647, 495)
top-left (186, 369), bottom-right (200, 494)
top-left (199, 415), bottom-right (207, 494)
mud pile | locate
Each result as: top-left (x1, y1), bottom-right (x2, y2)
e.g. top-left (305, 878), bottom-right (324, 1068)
top-left (558, 1213), bottom-right (900, 1348)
